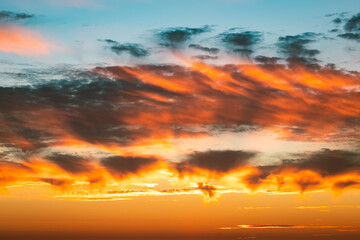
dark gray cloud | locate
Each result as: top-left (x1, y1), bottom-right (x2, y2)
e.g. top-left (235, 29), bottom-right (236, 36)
top-left (221, 31), bottom-right (262, 48)
top-left (46, 153), bottom-right (92, 174)
top-left (156, 26), bottom-right (211, 48)
top-left (332, 17), bottom-right (342, 24)
top-left (241, 149), bottom-right (360, 191)
top-left (0, 69), bottom-right (173, 148)
top-left (343, 13), bottom-right (360, 32)
top-left (100, 39), bottom-right (150, 57)
top-left (0, 76), bottom-right (123, 148)
top-left (338, 33), bottom-right (360, 41)
top-left (338, 13), bottom-right (360, 42)
top-left (0, 11), bottom-right (34, 23)
top-left (254, 55), bottom-right (280, 65)
top-left (277, 32), bottom-right (321, 66)
top-left (232, 48), bottom-right (254, 56)
top-left (101, 155), bottom-right (159, 178)
top-left (326, 12), bottom-right (349, 25)
top-left (0, 120), bottom-right (52, 150)
top-left (188, 44), bottom-right (219, 54)
top-left (175, 150), bottom-right (256, 174)
top-left (220, 31), bottom-right (262, 57)
top-left (283, 148), bottom-right (360, 177)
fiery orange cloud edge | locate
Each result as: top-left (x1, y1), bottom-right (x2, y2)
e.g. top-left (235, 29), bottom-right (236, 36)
top-left (1, 151), bottom-right (359, 201)
top-left (93, 60), bottom-right (360, 142)
top-left (1, 59), bottom-right (360, 201)
top-left (5, 60), bottom-right (360, 151)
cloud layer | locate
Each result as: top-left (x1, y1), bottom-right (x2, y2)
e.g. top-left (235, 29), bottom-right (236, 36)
top-left (1, 10), bottom-right (360, 200)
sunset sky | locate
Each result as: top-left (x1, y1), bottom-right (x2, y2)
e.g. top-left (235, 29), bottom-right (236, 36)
top-left (1, 0), bottom-right (360, 239)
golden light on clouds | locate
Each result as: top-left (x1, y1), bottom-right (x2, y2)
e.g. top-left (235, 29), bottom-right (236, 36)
top-left (1, 5), bottom-right (360, 239)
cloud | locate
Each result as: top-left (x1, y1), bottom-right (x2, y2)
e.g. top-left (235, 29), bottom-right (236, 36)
top-left (332, 17), bottom-right (342, 24)
top-left (0, 11), bottom-right (34, 23)
top-left (188, 44), bottom-right (219, 54)
top-left (156, 26), bottom-right (211, 48)
top-left (238, 224), bottom-right (299, 228)
top-left (100, 39), bottom-right (150, 57)
top-left (343, 13), bottom-right (360, 32)
top-left (254, 55), bottom-right (280, 65)
top-left (1, 147), bottom-right (360, 196)
top-left (175, 150), bottom-right (256, 175)
top-left (1, 60), bottom-right (360, 196)
top-left (220, 224), bottom-right (344, 229)
top-left (282, 149), bottom-right (360, 177)
top-left (46, 153), bottom-right (93, 174)
top-left (101, 155), bottom-right (159, 178)
top-left (333, 180), bottom-right (360, 190)
top-left (40, 177), bottom-right (73, 187)
top-left (221, 31), bottom-right (262, 48)
top-left (197, 182), bottom-right (216, 198)
top-left (0, 160), bottom-right (33, 186)
top-left (0, 10), bottom-right (50, 56)
top-left (220, 30), bottom-right (262, 57)
top-left (327, 12), bottom-right (348, 27)
top-left (243, 166), bottom-right (274, 189)
top-left (277, 32), bottom-right (320, 66)
top-left (192, 55), bottom-right (218, 60)
top-left (2, 13), bottom-right (360, 201)
top-left (337, 13), bottom-right (360, 42)
top-left (0, 160), bottom-right (32, 172)
top-left (338, 33), bottom-right (360, 41)
top-left (2, 61), bottom-right (360, 155)
top-left (0, 26), bottom-right (50, 55)
top-left (241, 149), bottom-right (360, 191)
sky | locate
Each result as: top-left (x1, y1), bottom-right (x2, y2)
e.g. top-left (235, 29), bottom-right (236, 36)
top-left (0, 0), bottom-right (360, 239)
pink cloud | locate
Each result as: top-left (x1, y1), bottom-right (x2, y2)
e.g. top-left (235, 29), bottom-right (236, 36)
top-left (0, 26), bottom-right (50, 56)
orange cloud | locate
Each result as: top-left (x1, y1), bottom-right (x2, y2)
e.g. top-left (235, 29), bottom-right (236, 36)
top-left (93, 62), bottom-right (360, 143)
top-left (0, 26), bottom-right (50, 55)
top-left (1, 147), bottom-right (360, 201)
top-left (1, 60), bottom-right (360, 200)
top-left (219, 224), bottom-right (358, 229)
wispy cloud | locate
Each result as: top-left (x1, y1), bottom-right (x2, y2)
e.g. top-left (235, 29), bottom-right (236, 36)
top-left (220, 224), bottom-right (358, 229)
top-left (0, 26), bottom-right (50, 55)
